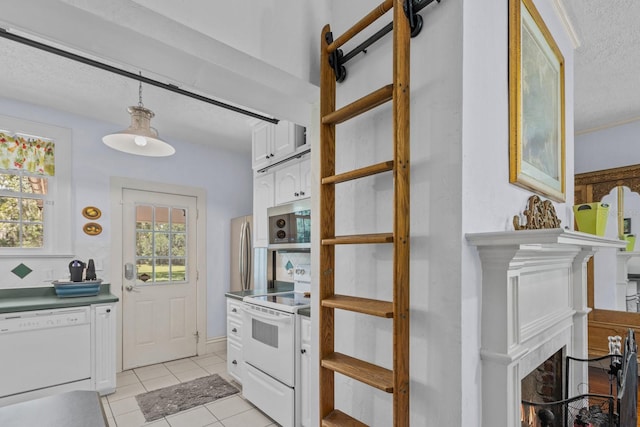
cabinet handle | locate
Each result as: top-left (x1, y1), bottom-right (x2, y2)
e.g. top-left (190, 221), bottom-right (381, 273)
top-left (270, 153), bottom-right (275, 158)
top-left (232, 328), bottom-right (238, 333)
top-left (106, 309), bottom-right (111, 313)
top-left (301, 349), bottom-right (307, 354)
top-left (300, 191), bottom-right (305, 196)
top-left (232, 308), bottom-right (237, 313)
top-left (294, 192), bottom-right (299, 197)
top-left (232, 360), bottom-right (238, 365)
top-left (265, 154), bottom-right (269, 160)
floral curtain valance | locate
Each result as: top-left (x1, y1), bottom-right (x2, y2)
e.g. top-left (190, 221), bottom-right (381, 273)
top-left (0, 131), bottom-right (55, 176)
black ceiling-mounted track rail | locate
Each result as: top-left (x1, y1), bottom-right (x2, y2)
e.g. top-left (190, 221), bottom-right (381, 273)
top-left (0, 28), bottom-right (279, 124)
top-left (328, 0), bottom-right (441, 83)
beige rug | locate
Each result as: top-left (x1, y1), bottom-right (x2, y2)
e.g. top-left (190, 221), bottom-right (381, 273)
top-left (135, 374), bottom-right (239, 421)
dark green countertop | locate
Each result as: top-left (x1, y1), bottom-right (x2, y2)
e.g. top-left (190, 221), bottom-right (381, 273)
top-left (0, 283), bottom-right (118, 314)
top-left (225, 281), bottom-right (294, 301)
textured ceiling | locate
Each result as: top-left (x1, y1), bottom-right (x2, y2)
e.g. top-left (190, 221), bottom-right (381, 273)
top-left (0, 0), bottom-right (635, 153)
top-left (563, 0), bottom-right (640, 133)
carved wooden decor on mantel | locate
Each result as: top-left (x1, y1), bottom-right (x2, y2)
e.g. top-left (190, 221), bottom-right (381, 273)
top-left (513, 195), bottom-right (562, 230)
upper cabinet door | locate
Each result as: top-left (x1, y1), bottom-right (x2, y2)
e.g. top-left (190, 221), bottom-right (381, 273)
top-left (274, 162), bottom-right (300, 206)
top-left (299, 158), bottom-right (311, 200)
top-left (274, 157), bottom-right (311, 206)
top-left (252, 121), bottom-right (306, 171)
top-left (253, 172), bottom-right (275, 247)
top-left (273, 121), bottom-right (297, 160)
top-left (252, 122), bottom-right (274, 169)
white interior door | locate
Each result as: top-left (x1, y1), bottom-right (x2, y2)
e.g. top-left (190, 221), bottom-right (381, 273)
top-left (122, 189), bottom-right (198, 370)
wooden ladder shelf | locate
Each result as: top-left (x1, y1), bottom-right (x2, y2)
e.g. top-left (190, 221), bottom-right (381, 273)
top-left (319, 0), bottom-right (415, 425)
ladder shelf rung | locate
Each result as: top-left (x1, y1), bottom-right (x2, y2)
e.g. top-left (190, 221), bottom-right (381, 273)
top-left (322, 352), bottom-right (393, 393)
top-left (322, 85), bottom-right (393, 125)
top-left (322, 161), bottom-right (394, 185)
top-left (322, 295), bottom-right (393, 318)
top-left (327, 0), bottom-right (394, 54)
top-left (322, 233), bottom-right (393, 245)
top-left (322, 409), bottom-right (368, 427)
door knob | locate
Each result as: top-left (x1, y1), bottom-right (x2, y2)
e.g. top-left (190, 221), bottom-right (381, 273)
top-left (125, 284), bottom-right (140, 293)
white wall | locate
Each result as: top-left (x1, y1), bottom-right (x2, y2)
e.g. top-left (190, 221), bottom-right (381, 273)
top-left (0, 97), bottom-right (253, 339)
top-left (575, 120), bottom-right (640, 173)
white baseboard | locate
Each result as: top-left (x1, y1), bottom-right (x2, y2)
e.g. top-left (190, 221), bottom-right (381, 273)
top-left (205, 337), bottom-right (226, 354)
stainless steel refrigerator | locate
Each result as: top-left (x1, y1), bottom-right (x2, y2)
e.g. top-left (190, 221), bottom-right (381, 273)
top-left (230, 215), bottom-right (267, 292)
top-left (230, 215), bottom-right (253, 292)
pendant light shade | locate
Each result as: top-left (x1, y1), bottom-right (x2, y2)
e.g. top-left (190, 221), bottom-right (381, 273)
top-left (102, 76), bottom-right (175, 157)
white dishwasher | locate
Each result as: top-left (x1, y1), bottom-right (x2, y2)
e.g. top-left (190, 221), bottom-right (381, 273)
top-left (0, 307), bottom-right (91, 399)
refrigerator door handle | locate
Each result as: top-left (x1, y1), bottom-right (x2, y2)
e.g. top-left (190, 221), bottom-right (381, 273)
top-left (245, 219), bottom-right (252, 290)
top-left (239, 220), bottom-right (246, 290)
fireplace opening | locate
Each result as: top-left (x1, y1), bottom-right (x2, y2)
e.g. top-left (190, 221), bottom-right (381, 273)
top-left (521, 349), bottom-right (565, 426)
top-left (522, 349), bottom-right (564, 405)
top-left (521, 331), bottom-right (637, 427)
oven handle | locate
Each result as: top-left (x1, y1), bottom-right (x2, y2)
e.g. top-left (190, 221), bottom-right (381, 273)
top-left (243, 304), bottom-right (293, 322)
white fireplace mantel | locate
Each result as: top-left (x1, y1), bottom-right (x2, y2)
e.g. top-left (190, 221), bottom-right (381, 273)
top-left (466, 229), bottom-right (624, 427)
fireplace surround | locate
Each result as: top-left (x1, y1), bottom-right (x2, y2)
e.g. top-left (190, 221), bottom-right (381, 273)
top-left (467, 229), bottom-right (624, 427)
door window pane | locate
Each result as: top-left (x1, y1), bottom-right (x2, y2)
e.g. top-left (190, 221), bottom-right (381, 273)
top-left (172, 208), bottom-right (186, 232)
top-left (136, 232), bottom-right (153, 257)
top-left (155, 258), bottom-right (170, 282)
top-left (155, 207), bottom-right (170, 231)
top-left (171, 258), bottom-right (186, 281)
top-left (172, 233), bottom-right (186, 257)
top-left (154, 232), bottom-right (170, 257)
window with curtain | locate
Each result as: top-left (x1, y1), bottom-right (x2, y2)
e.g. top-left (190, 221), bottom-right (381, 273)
top-left (0, 131), bottom-right (55, 248)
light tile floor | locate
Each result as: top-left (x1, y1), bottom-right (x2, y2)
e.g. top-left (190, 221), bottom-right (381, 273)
top-left (102, 350), bottom-right (278, 427)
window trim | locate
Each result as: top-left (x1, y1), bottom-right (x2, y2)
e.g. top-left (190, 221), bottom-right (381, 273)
top-left (0, 114), bottom-right (72, 256)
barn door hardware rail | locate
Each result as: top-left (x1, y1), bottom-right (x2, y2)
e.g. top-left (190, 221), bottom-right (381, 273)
top-left (0, 28), bottom-right (279, 125)
top-left (326, 0), bottom-right (441, 83)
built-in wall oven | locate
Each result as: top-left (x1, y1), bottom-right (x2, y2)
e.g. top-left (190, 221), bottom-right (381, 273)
top-left (242, 265), bottom-right (311, 427)
top-left (268, 198), bottom-right (311, 250)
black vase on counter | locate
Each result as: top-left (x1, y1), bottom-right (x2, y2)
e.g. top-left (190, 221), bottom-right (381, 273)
top-left (69, 260), bottom-right (85, 282)
top-left (86, 259), bottom-right (97, 281)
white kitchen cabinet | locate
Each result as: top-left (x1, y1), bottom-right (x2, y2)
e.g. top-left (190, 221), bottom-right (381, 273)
top-left (274, 157), bottom-right (311, 206)
top-left (252, 121), bottom-right (305, 170)
top-left (227, 298), bottom-right (244, 384)
top-left (253, 171), bottom-right (275, 248)
top-left (299, 316), bottom-right (311, 427)
top-left (92, 303), bottom-right (116, 395)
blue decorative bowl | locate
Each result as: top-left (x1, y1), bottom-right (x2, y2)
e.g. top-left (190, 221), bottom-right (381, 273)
top-left (53, 279), bottom-right (102, 298)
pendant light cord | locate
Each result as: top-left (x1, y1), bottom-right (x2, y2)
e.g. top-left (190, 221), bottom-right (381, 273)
top-left (138, 72), bottom-right (144, 107)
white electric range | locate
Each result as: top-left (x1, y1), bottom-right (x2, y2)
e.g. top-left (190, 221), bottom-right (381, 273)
top-left (241, 264), bottom-right (310, 427)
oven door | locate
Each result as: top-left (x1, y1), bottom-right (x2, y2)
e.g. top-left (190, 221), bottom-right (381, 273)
top-left (242, 302), bottom-right (295, 386)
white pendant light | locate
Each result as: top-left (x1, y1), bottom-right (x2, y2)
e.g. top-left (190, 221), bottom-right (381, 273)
top-left (102, 75), bottom-right (175, 157)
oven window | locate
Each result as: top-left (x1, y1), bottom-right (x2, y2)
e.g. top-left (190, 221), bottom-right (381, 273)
top-left (252, 318), bottom-right (279, 348)
top-left (294, 210), bottom-right (311, 243)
